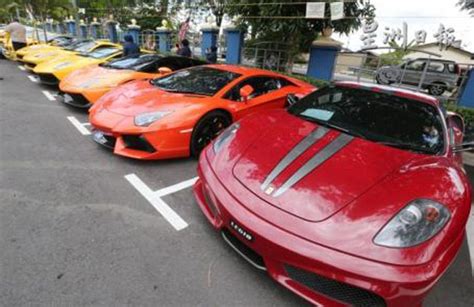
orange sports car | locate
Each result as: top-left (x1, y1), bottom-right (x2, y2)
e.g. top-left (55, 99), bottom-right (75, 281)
top-left (59, 54), bottom-right (207, 108)
top-left (89, 65), bottom-right (316, 160)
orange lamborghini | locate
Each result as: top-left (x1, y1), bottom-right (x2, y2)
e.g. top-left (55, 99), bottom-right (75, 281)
top-left (59, 54), bottom-right (207, 108)
top-left (89, 65), bottom-right (316, 160)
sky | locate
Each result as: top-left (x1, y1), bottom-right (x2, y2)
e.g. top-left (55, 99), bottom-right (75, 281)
top-left (333, 0), bottom-right (474, 53)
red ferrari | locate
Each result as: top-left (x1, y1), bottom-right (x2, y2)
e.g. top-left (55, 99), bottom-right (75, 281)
top-left (193, 81), bottom-right (472, 306)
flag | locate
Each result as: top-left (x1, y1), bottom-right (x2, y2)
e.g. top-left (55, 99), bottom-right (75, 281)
top-left (178, 17), bottom-right (190, 42)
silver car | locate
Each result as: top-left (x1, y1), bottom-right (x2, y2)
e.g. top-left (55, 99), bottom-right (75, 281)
top-left (376, 58), bottom-right (460, 96)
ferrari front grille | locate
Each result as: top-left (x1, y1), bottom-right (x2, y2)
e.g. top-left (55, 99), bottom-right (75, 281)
top-left (221, 229), bottom-right (266, 271)
top-left (122, 135), bottom-right (156, 153)
top-left (37, 73), bottom-right (59, 85)
top-left (285, 265), bottom-right (386, 307)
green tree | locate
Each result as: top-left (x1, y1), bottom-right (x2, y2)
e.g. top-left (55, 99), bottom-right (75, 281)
top-left (226, 0), bottom-right (375, 54)
top-left (457, 0), bottom-right (474, 16)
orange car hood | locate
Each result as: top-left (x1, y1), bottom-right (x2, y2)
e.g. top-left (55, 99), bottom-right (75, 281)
top-left (101, 80), bottom-right (207, 116)
top-left (65, 65), bottom-right (142, 89)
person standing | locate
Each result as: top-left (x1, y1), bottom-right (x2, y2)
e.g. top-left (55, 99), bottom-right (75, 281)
top-left (5, 18), bottom-right (27, 51)
top-left (176, 39), bottom-right (192, 57)
top-left (205, 46), bottom-right (218, 63)
top-left (123, 34), bottom-right (140, 58)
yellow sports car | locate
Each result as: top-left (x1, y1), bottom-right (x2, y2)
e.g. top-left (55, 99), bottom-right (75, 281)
top-left (22, 40), bottom-right (115, 71)
top-left (15, 35), bottom-right (73, 61)
top-left (1, 31), bottom-right (39, 61)
top-left (33, 43), bottom-right (123, 85)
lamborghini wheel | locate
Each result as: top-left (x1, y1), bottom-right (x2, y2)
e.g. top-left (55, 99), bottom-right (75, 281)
top-left (190, 111), bottom-right (231, 157)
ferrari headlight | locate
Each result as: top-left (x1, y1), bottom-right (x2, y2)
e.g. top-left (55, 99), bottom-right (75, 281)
top-left (134, 111), bottom-right (172, 127)
top-left (213, 122), bottom-right (240, 153)
top-left (374, 199), bottom-right (450, 248)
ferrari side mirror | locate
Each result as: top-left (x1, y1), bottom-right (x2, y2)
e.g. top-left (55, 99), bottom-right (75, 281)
top-left (286, 93), bottom-right (299, 106)
top-left (239, 85), bottom-right (254, 102)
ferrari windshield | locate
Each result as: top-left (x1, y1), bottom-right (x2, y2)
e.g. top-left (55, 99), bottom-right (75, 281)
top-left (151, 66), bottom-right (241, 96)
top-left (103, 54), bottom-right (159, 70)
top-left (289, 85), bottom-right (445, 154)
top-left (82, 47), bottom-right (121, 59)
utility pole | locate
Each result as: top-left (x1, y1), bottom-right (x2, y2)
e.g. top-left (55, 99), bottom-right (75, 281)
top-left (71, 0), bottom-right (80, 37)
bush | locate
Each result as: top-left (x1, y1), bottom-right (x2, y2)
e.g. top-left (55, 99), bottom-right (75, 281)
top-left (284, 73), bottom-right (328, 88)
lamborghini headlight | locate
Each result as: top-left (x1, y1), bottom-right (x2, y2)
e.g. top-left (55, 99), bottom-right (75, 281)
top-left (374, 199), bottom-right (450, 248)
top-left (134, 111), bottom-right (172, 127)
top-left (213, 122), bottom-right (240, 153)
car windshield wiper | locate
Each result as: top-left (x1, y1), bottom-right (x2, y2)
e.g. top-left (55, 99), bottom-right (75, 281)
top-left (296, 114), bottom-right (367, 139)
top-left (376, 141), bottom-right (434, 154)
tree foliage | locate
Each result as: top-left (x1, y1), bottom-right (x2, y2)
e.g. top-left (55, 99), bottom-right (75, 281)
top-left (225, 0), bottom-right (375, 55)
top-left (457, 0), bottom-right (474, 16)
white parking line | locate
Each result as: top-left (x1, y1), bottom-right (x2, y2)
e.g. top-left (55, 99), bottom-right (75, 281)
top-left (155, 177), bottom-right (198, 197)
top-left (28, 75), bottom-right (38, 83)
top-left (18, 65), bottom-right (26, 71)
top-left (42, 90), bottom-right (56, 101)
top-left (67, 116), bottom-right (91, 135)
top-left (125, 174), bottom-right (189, 231)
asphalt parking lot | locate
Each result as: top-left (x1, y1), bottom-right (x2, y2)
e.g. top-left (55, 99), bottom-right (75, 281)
top-left (1, 58), bottom-right (474, 306)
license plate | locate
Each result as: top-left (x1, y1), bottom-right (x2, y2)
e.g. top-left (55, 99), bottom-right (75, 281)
top-left (230, 220), bottom-right (253, 241)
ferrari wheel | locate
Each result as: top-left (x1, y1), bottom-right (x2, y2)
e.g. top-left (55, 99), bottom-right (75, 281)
top-left (190, 111), bottom-right (231, 157)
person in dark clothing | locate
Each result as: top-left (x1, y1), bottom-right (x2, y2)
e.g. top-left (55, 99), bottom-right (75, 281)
top-left (123, 34), bottom-right (140, 57)
top-left (176, 39), bottom-right (192, 57)
top-left (205, 46), bottom-right (218, 63)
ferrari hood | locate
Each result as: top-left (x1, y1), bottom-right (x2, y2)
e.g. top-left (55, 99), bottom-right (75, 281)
top-left (232, 115), bottom-right (418, 222)
top-left (101, 80), bottom-right (207, 116)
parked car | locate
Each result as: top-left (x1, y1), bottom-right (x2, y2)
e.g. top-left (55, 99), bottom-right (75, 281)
top-left (88, 64), bottom-right (316, 160)
top-left (193, 81), bottom-right (472, 306)
top-left (376, 58), bottom-right (460, 96)
top-left (59, 54), bottom-right (207, 108)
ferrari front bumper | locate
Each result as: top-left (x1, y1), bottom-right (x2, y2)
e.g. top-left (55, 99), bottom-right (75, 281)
top-left (193, 151), bottom-right (465, 307)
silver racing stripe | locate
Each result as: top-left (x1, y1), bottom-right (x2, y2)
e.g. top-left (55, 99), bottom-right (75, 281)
top-left (273, 133), bottom-right (354, 197)
top-left (261, 126), bottom-right (329, 191)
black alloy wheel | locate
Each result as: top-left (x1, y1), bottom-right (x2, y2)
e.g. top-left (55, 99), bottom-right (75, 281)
top-left (190, 111), bottom-right (231, 157)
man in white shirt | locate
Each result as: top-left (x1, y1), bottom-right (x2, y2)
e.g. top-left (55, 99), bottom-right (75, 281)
top-left (5, 19), bottom-right (27, 51)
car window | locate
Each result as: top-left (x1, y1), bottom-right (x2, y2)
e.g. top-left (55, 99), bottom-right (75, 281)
top-left (225, 76), bottom-right (288, 101)
top-left (69, 41), bottom-right (95, 52)
top-left (104, 54), bottom-right (160, 70)
top-left (150, 66), bottom-right (241, 96)
top-left (288, 85), bottom-right (445, 155)
top-left (427, 62), bottom-right (445, 73)
top-left (83, 47), bottom-right (121, 59)
top-left (405, 60), bottom-right (425, 71)
top-left (447, 63), bottom-right (456, 73)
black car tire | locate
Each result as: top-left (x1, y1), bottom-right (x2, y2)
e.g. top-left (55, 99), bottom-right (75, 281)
top-left (428, 83), bottom-right (446, 96)
top-left (190, 110), bottom-right (231, 158)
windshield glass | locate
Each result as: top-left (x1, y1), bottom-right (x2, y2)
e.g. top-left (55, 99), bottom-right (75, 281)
top-left (83, 47), bottom-right (121, 59)
top-left (288, 86), bottom-right (445, 154)
top-left (69, 41), bottom-right (95, 52)
top-left (151, 66), bottom-right (241, 96)
top-left (104, 54), bottom-right (159, 70)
